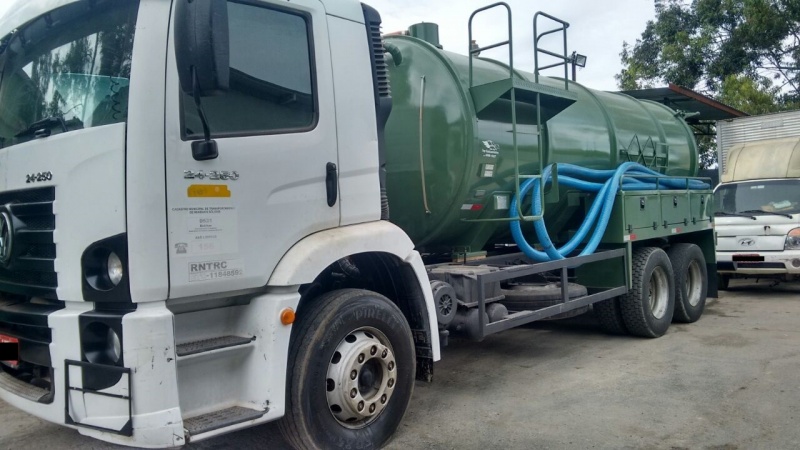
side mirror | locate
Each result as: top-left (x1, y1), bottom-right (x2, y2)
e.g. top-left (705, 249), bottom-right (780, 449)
top-left (174, 0), bottom-right (230, 96)
top-left (174, 0), bottom-right (229, 160)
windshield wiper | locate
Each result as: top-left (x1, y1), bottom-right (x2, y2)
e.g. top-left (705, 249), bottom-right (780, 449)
top-left (15, 116), bottom-right (68, 138)
top-left (14, 116), bottom-right (83, 140)
top-left (739, 209), bottom-right (794, 219)
top-left (714, 211), bottom-right (757, 220)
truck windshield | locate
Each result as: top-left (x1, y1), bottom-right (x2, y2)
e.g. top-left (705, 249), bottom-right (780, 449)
top-left (714, 179), bottom-right (800, 216)
top-left (0, 0), bottom-right (139, 149)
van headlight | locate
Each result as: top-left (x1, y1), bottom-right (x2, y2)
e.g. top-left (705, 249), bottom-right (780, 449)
top-left (786, 228), bottom-right (800, 250)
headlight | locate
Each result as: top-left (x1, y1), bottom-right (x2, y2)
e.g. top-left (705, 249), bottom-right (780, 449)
top-left (786, 228), bottom-right (800, 250)
top-left (107, 252), bottom-right (124, 286)
top-left (83, 322), bottom-right (122, 365)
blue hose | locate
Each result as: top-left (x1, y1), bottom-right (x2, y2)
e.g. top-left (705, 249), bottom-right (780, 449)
top-left (509, 162), bottom-right (709, 262)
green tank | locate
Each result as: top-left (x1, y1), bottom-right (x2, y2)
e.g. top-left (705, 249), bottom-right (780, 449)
top-left (383, 28), bottom-right (699, 255)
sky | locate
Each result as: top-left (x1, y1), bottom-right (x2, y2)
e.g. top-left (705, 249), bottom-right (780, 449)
top-left (0, 0), bottom-right (655, 91)
top-left (0, 1), bottom-right (12, 21)
top-left (364, 0), bottom-right (656, 91)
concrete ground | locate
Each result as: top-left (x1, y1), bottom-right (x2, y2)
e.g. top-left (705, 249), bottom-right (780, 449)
top-left (1, 278), bottom-right (799, 449)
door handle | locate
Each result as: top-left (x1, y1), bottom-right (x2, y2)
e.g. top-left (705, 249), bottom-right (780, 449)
top-left (326, 162), bottom-right (338, 207)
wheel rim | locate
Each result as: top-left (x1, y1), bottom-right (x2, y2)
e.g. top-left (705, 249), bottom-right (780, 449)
top-left (648, 266), bottom-right (670, 319)
top-left (686, 260), bottom-right (703, 306)
top-left (326, 327), bottom-right (396, 429)
top-left (438, 293), bottom-right (454, 317)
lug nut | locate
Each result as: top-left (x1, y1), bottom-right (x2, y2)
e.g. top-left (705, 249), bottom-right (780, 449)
top-left (358, 354), bottom-right (365, 363)
top-left (350, 388), bottom-right (357, 398)
top-left (370, 345), bottom-right (377, 355)
top-left (388, 361), bottom-right (395, 371)
top-left (381, 394), bottom-right (387, 404)
top-left (381, 349), bottom-right (388, 358)
top-left (369, 403), bottom-right (376, 413)
top-left (388, 378), bottom-right (395, 388)
top-left (350, 370), bottom-right (357, 380)
top-left (358, 401), bottom-right (364, 411)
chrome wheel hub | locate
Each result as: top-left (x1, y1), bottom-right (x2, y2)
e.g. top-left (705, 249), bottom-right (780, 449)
top-left (686, 260), bottom-right (703, 307)
top-left (326, 328), bottom-right (396, 428)
top-left (649, 266), bottom-right (670, 319)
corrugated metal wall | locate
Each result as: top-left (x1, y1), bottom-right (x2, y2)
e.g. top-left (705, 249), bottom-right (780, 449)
top-left (717, 110), bottom-right (800, 175)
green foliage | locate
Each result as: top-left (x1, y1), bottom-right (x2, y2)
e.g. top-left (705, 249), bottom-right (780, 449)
top-left (620, 0), bottom-right (799, 99)
top-left (719, 74), bottom-right (784, 114)
top-left (618, 0), bottom-right (800, 167)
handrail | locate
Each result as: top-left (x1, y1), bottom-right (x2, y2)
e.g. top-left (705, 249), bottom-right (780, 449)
top-left (533, 12), bottom-right (570, 89)
top-left (419, 76), bottom-right (432, 214)
top-left (468, 2), bottom-right (513, 88)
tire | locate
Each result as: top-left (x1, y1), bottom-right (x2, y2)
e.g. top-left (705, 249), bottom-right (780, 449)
top-left (593, 297), bottom-right (628, 335)
top-left (278, 289), bottom-right (415, 450)
top-left (501, 282), bottom-right (589, 320)
top-left (718, 274), bottom-right (730, 290)
top-left (619, 247), bottom-right (675, 338)
top-left (501, 282), bottom-right (587, 310)
top-left (667, 244), bottom-right (707, 323)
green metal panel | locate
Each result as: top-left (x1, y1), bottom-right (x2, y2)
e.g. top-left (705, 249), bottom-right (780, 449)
top-left (383, 34), bottom-right (701, 254)
top-left (661, 193), bottom-right (691, 226)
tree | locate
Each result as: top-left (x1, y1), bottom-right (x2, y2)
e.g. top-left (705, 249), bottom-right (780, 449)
top-left (620, 0), bottom-right (799, 96)
top-left (618, 0), bottom-right (800, 167)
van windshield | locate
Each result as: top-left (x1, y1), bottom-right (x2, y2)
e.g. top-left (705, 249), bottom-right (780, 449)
top-left (714, 179), bottom-right (800, 216)
top-left (0, 0), bottom-right (139, 149)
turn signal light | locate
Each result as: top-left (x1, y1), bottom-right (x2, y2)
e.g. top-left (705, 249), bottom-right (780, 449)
top-left (280, 308), bottom-right (296, 325)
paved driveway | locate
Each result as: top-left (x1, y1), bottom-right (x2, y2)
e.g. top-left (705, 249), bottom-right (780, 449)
top-left (1, 279), bottom-right (798, 449)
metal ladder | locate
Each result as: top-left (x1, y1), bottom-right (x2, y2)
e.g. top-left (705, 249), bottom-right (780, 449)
top-left (467, 3), bottom-right (577, 223)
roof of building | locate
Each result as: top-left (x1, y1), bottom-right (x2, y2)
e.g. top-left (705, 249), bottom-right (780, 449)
top-left (619, 83), bottom-right (747, 123)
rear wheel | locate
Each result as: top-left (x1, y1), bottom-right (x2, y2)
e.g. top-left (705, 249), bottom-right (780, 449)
top-left (667, 244), bottom-right (707, 323)
top-left (279, 289), bottom-right (415, 450)
top-left (620, 247), bottom-right (675, 338)
top-left (593, 297), bottom-right (628, 335)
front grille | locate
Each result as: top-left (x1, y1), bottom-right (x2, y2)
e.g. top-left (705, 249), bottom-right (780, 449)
top-left (0, 187), bottom-right (57, 298)
top-left (0, 297), bottom-right (63, 403)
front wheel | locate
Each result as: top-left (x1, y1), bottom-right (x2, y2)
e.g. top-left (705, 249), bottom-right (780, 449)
top-left (279, 289), bottom-right (415, 450)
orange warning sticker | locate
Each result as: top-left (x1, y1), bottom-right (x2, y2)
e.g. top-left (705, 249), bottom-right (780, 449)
top-left (187, 185), bottom-right (231, 198)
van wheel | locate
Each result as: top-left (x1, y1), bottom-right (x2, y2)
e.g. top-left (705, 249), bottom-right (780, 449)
top-left (718, 274), bottom-right (730, 290)
top-left (620, 247), bottom-right (675, 338)
top-left (667, 244), bottom-right (707, 323)
top-left (279, 289), bottom-right (415, 450)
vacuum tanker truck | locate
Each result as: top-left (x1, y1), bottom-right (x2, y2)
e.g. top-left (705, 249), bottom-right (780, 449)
top-left (0, 0), bottom-right (714, 448)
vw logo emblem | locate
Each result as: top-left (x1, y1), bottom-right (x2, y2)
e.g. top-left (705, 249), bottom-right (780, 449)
top-left (0, 211), bottom-right (12, 265)
top-left (738, 238), bottom-right (755, 247)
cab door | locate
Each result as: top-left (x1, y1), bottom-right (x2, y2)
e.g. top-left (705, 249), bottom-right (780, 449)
top-left (164, 0), bottom-right (338, 298)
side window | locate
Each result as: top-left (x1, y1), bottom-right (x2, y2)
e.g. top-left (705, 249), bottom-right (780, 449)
top-left (181, 2), bottom-right (316, 138)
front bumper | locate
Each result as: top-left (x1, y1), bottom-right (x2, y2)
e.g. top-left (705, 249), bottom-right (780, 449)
top-left (0, 300), bottom-right (184, 448)
top-left (716, 249), bottom-right (800, 276)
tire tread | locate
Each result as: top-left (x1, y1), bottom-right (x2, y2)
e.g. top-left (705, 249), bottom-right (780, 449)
top-left (619, 247), bottom-right (674, 338)
top-left (667, 243), bottom-right (707, 323)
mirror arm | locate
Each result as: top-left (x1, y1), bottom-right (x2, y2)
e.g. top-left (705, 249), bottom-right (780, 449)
top-left (190, 67), bottom-right (219, 161)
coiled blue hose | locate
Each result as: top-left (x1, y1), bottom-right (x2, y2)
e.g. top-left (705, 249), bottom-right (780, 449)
top-left (509, 162), bottom-right (709, 262)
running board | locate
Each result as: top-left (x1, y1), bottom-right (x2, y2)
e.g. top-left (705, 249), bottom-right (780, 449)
top-left (184, 406), bottom-right (267, 438)
top-left (176, 335), bottom-right (255, 358)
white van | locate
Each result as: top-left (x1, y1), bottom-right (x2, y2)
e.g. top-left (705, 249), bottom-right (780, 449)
top-left (713, 136), bottom-right (800, 288)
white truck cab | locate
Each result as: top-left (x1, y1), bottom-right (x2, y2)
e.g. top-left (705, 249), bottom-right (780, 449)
top-left (713, 136), bottom-right (800, 288)
top-left (0, 0), bottom-right (438, 447)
